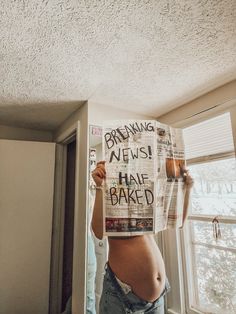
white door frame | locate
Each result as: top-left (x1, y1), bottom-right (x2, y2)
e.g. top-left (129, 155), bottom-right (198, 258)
top-left (49, 142), bottom-right (67, 314)
top-left (50, 121), bottom-right (88, 314)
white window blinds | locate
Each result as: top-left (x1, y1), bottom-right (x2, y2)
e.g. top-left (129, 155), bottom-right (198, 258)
top-left (183, 112), bottom-right (235, 160)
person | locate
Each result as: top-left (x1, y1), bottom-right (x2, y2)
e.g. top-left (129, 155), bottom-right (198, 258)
top-left (92, 161), bottom-right (194, 314)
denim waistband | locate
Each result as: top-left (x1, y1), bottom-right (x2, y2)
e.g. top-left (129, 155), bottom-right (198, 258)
top-left (105, 262), bottom-right (171, 313)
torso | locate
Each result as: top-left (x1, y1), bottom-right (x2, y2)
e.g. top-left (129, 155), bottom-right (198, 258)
top-left (108, 234), bottom-right (166, 302)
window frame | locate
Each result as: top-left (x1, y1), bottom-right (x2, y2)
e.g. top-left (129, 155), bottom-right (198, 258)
top-left (164, 105), bottom-right (236, 314)
top-left (180, 144), bottom-right (236, 314)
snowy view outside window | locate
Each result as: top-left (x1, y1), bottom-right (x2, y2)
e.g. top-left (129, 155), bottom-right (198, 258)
top-left (188, 158), bottom-right (236, 314)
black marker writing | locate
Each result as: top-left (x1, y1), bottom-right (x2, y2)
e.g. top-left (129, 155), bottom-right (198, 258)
top-left (104, 122), bottom-right (154, 149)
top-left (119, 172), bottom-right (149, 186)
top-left (110, 187), bottom-right (154, 206)
top-left (109, 146), bottom-right (152, 162)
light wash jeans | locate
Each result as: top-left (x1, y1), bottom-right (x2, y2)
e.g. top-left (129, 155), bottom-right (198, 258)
top-left (99, 263), bottom-right (171, 314)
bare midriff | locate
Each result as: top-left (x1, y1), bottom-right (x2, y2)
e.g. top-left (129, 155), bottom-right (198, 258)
top-left (108, 234), bottom-right (166, 302)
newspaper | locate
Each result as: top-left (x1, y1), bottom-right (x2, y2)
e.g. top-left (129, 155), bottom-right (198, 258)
top-left (102, 120), bottom-right (186, 236)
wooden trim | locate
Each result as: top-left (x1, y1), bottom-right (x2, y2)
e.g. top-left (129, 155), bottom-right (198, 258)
top-left (49, 144), bottom-right (67, 314)
top-left (72, 122), bottom-right (83, 314)
top-left (72, 121), bottom-right (89, 314)
top-left (188, 307), bottom-right (206, 314)
top-left (188, 215), bottom-right (236, 224)
top-left (191, 222), bottom-right (199, 308)
top-left (157, 80), bottom-right (236, 128)
top-left (167, 307), bottom-right (205, 314)
top-left (53, 119), bottom-right (89, 314)
top-left (183, 221), bottom-right (199, 311)
top-left (187, 151), bottom-right (235, 165)
top-left (180, 222), bottom-right (208, 314)
top-left (167, 309), bottom-right (182, 314)
top-left (180, 226), bottom-right (191, 313)
top-left (49, 128), bottom-right (77, 314)
top-left (54, 123), bottom-right (77, 144)
top-left (176, 230), bottom-right (186, 313)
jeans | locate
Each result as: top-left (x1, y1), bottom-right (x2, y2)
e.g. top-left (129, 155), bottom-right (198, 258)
top-left (99, 263), bottom-right (171, 314)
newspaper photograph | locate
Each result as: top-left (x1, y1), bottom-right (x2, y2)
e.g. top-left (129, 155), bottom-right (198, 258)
top-left (103, 120), bottom-right (186, 236)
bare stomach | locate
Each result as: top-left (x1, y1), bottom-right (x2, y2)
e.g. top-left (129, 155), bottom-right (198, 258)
top-left (108, 235), bottom-right (166, 302)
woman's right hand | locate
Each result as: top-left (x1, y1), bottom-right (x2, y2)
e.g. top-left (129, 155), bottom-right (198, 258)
top-left (92, 161), bottom-right (106, 187)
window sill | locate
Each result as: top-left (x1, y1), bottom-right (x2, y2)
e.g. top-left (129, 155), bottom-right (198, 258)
top-left (168, 307), bottom-right (204, 314)
top-left (168, 309), bottom-right (180, 314)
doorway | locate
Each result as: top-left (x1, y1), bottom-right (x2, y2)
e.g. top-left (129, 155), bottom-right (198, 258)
top-left (49, 134), bottom-right (77, 314)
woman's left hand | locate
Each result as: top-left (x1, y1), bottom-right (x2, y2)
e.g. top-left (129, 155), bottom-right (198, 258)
top-left (183, 170), bottom-right (194, 190)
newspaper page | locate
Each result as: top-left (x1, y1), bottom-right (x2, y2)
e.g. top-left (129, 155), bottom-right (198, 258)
top-left (102, 120), bottom-right (186, 236)
top-left (166, 127), bottom-right (186, 229)
top-left (155, 123), bottom-right (186, 231)
top-left (103, 120), bottom-right (156, 236)
top-left (155, 123), bottom-right (172, 232)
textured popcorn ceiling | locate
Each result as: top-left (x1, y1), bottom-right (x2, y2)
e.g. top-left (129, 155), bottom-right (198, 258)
top-left (0, 0), bottom-right (236, 130)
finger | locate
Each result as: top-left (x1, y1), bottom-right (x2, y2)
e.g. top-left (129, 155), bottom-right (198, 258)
top-left (92, 169), bottom-right (102, 178)
top-left (97, 164), bottom-right (106, 172)
top-left (93, 165), bottom-right (106, 174)
top-left (97, 166), bottom-right (106, 174)
top-left (97, 160), bottom-right (106, 166)
top-left (95, 168), bottom-right (105, 178)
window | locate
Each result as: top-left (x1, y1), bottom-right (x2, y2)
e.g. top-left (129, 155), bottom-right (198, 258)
top-left (182, 113), bottom-right (236, 314)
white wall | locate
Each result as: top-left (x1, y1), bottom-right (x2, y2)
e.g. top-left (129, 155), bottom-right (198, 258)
top-left (93, 143), bottom-right (102, 161)
top-left (0, 140), bottom-right (55, 314)
top-left (0, 124), bottom-right (53, 141)
top-left (88, 101), bottom-right (154, 125)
